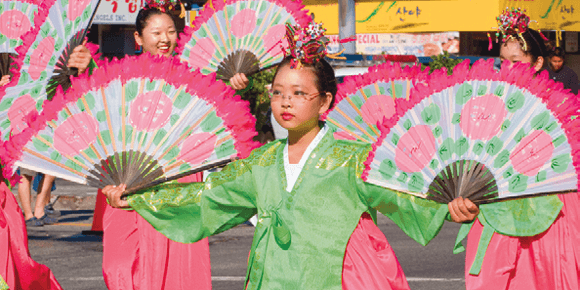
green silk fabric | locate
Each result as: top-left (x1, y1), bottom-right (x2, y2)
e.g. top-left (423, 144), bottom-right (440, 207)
top-left (129, 131), bottom-right (448, 290)
top-left (453, 195), bottom-right (563, 274)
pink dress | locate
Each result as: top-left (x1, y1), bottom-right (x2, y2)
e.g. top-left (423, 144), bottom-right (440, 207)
top-left (465, 193), bottom-right (580, 289)
top-left (342, 212), bottom-right (411, 290)
top-left (0, 182), bottom-right (62, 290)
top-left (102, 173), bottom-right (212, 290)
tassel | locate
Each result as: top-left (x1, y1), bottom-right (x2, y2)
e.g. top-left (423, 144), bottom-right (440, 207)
top-left (179, 2), bottom-right (186, 18)
top-left (326, 48), bottom-right (346, 60)
top-left (538, 29), bottom-right (549, 42)
top-left (487, 33), bottom-right (493, 51)
top-left (339, 36), bottom-right (357, 44)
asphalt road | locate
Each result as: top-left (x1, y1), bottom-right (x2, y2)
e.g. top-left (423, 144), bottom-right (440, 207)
top-left (26, 210), bottom-right (467, 290)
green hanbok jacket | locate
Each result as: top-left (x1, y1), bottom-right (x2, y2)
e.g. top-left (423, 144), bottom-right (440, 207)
top-left (128, 130), bottom-right (450, 289)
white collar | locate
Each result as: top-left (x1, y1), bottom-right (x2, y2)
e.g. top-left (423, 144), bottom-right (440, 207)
top-left (283, 124), bottom-right (329, 191)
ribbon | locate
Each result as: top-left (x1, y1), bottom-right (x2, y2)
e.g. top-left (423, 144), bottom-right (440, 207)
top-left (245, 208), bottom-right (291, 290)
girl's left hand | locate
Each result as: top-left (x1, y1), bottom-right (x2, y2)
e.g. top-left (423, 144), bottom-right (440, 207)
top-left (0, 75), bottom-right (10, 87)
top-left (448, 197), bottom-right (479, 223)
top-left (67, 40), bottom-right (92, 75)
top-left (229, 73), bottom-right (249, 90)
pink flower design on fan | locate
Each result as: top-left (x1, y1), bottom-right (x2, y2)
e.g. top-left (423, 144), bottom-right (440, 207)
top-left (460, 94), bottom-right (507, 141)
top-left (129, 91), bottom-right (173, 131)
top-left (7, 95), bottom-right (37, 134)
top-left (68, 0), bottom-right (91, 20)
top-left (29, 37), bottom-right (55, 80)
top-left (230, 9), bottom-right (257, 38)
top-left (54, 112), bottom-right (99, 156)
top-left (333, 131), bottom-right (356, 141)
top-left (178, 132), bottom-right (217, 164)
top-left (361, 95), bottom-right (396, 126)
top-left (264, 24), bottom-right (288, 56)
top-left (510, 130), bottom-right (554, 176)
top-left (189, 38), bottom-right (216, 69)
top-left (0, 10), bottom-right (32, 39)
top-left (395, 125), bottom-right (436, 173)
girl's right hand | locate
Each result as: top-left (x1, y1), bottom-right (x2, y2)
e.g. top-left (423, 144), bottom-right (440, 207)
top-left (102, 184), bottom-right (129, 208)
top-left (229, 73), bottom-right (249, 90)
top-left (0, 75), bottom-right (10, 87)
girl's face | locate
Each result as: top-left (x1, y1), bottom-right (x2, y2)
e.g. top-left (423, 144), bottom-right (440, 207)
top-left (134, 13), bottom-right (177, 57)
top-left (270, 64), bottom-right (332, 134)
top-left (499, 39), bottom-right (543, 72)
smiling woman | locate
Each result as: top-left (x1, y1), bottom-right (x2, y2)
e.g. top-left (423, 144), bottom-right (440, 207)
top-left (134, 8), bottom-right (178, 57)
top-left (100, 6), bottom-right (212, 290)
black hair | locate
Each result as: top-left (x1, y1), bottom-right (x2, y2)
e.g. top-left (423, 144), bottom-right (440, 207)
top-left (549, 47), bottom-right (565, 59)
top-left (135, 7), bottom-right (177, 35)
top-left (502, 28), bottom-right (549, 65)
top-left (273, 57), bottom-right (337, 108)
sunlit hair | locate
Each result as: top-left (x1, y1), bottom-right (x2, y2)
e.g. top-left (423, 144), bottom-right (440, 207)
top-left (135, 7), bottom-right (176, 36)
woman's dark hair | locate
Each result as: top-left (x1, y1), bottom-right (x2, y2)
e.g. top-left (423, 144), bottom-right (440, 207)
top-left (503, 28), bottom-right (549, 64)
top-left (135, 7), bottom-right (176, 35)
top-left (273, 57), bottom-right (338, 108)
top-left (549, 47), bottom-right (565, 59)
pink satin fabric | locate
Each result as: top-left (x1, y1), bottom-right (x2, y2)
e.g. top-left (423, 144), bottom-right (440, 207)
top-left (102, 172), bottom-right (212, 290)
top-left (342, 212), bottom-right (411, 290)
top-left (0, 182), bottom-right (62, 290)
top-left (465, 193), bottom-right (580, 290)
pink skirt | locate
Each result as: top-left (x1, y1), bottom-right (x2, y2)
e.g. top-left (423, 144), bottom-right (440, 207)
top-left (102, 173), bottom-right (212, 290)
top-left (465, 193), bottom-right (580, 290)
top-left (342, 212), bottom-right (411, 290)
top-left (0, 182), bottom-right (62, 290)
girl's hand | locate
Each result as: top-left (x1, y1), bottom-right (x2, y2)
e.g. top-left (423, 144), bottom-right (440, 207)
top-left (229, 73), bottom-right (249, 90)
top-left (67, 40), bottom-right (92, 75)
top-left (448, 197), bottom-right (479, 223)
top-left (102, 184), bottom-right (129, 208)
top-left (0, 75), bottom-right (10, 87)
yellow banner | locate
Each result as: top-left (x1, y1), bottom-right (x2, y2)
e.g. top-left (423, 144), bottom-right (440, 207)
top-left (500, 0), bottom-right (579, 31)
top-left (304, 0), bottom-right (498, 34)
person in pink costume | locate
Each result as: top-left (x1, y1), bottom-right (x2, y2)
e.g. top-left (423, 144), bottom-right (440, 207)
top-left (100, 7), bottom-right (213, 290)
top-left (464, 13), bottom-right (580, 290)
top-left (0, 181), bottom-right (62, 289)
top-left (0, 42), bottom-right (92, 289)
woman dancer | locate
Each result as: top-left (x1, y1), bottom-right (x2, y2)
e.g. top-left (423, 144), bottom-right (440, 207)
top-left (100, 6), bottom-right (213, 290)
top-left (103, 22), bottom-right (478, 290)
top-left (0, 44), bottom-right (93, 289)
top-left (462, 10), bottom-right (580, 290)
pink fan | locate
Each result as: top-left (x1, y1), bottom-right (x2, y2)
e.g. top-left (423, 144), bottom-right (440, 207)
top-left (324, 61), bottom-right (429, 143)
top-left (176, 0), bottom-right (311, 80)
top-left (363, 59), bottom-right (580, 205)
top-left (2, 54), bottom-right (261, 193)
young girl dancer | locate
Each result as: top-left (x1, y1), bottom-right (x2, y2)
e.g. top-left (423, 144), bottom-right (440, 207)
top-left (103, 22), bottom-right (477, 289)
top-left (462, 10), bottom-right (580, 290)
top-left (100, 6), bottom-right (212, 290)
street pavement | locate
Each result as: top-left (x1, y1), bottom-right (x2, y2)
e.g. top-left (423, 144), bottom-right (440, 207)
top-left (15, 179), bottom-right (467, 290)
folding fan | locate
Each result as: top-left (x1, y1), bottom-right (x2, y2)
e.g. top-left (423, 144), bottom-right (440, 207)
top-left (0, 0), bottom-right (101, 142)
top-left (176, 0), bottom-right (311, 80)
top-left (324, 62), bottom-right (428, 143)
top-left (7, 54), bottom-right (260, 193)
top-left (0, 0), bottom-right (53, 54)
top-left (362, 59), bottom-right (580, 205)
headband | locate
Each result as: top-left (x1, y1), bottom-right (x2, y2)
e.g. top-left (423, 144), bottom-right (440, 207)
top-left (284, 21), bottom-right (352, 69)
top-left (488, 8), bottom-right (549, 51)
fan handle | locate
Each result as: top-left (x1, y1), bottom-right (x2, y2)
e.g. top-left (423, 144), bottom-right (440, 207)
top-left (474, 189), bottom-right (576, 205)
top-left (121, 157), bottom-right (237, 198)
